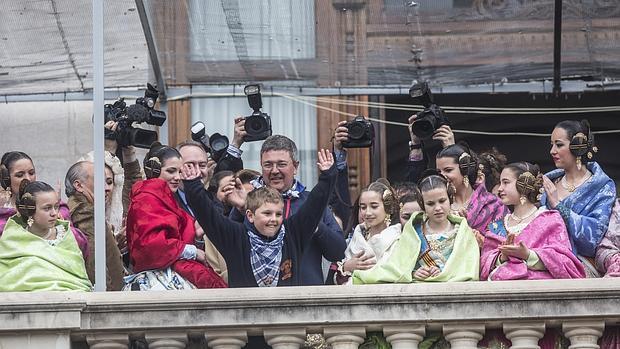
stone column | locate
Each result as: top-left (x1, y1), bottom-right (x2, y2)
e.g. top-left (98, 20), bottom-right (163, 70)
top-left (86, 333), bottom-right (129, 349)
top-left (324, 326), bottom-right (366, 349)
top-left (145, 331), bottom-right (188, 349)
top-left (264, 328), bottom-right (307, 349)
top-left (503, 323), bottom-right (545, 349)
top-left (443, 324), bottom-right (485, 349)
top-left (562, 321), bottom-right (605, 349)
top-left (205, 330), bottom-right (248, 349)
top-left (384, 325), bottom-right (426, 349)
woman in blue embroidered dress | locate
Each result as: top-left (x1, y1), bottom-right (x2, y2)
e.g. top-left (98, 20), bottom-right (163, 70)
top-left (540, 119), bottom-right (616, 277)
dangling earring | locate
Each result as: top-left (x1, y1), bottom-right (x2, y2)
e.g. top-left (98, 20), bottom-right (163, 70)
top-left (463, 176), bottom-right (470, 188)
top-left (384, 214), bottom-right (391, 227)
top-left (27, 216), bottom-right (34, 228)
top-left (576, 157), bottom-right (582, 171)
top-left (519, 196), bottom-right (527, 206)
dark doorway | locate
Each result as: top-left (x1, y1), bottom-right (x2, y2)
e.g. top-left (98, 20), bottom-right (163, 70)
top-left (382, 90), bottom-right (620, 189)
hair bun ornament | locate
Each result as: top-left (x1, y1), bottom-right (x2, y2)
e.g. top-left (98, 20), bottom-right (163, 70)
top-left (516, 171), bottom-right (536, 193)
top-left (382, 188), bottom-right (393, 202)
top-left (17, 191), bottom-right (36, 217)
top-left (569, 132), bottom-right (589, 156)
top-left (144, 156), bottom-right (162, 179)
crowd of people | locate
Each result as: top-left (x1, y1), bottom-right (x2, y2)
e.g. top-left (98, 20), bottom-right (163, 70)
top-left (1, 116), bottom-right (619, 292)
top-left (1, 114), bottom-right (619, 347)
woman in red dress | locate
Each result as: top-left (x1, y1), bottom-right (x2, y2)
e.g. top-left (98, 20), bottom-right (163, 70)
top-left (125, 143), bottom-right (226, 289)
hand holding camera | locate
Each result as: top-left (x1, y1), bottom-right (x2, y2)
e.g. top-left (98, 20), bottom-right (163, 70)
top-left (409, 81), bottom-right (450, 142)
top-left (433, 125), bottom-right (455, 148)
top-left (232, 116), bottom-right (247, 148)
top-left (341, 116), bottom-right (375, 148)
top-left (333, 120), bottom-right (349, 151)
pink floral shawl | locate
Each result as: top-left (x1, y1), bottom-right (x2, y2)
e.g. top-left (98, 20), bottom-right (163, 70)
top-left (480, 210), bottom-right (585, 280)
top-left (466, 183), bottom-right (509, 232)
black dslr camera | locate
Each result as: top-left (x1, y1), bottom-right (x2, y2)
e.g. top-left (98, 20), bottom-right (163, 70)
top-left (104, 83), bottom-right (167, 149)
top-left (409, 81), bottom-right (449, 140)
top-left (190, 121), bottom-right (230, 162)
top-left (342, 116), bottom-right (375, 148)
top-left (243, 84), bottom-right (272, 142)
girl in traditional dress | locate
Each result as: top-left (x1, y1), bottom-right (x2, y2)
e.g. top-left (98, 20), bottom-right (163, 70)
top-left (124, 143), bottom-right (227, 290)
top-left (334, 180), bottom-right (401, 285)
top-left (436, 144), bottom-right (509, 233)
top-left (540, 120), bottom-right (616, 277)
top-left (0, 151), bottom-right (88, 257)
top-left (595, 199), bottom-right (620, 277)
top-left (0, 180), bottom-right (91, 291)
top-left (480, 162), bottom-right (585, 280)
top-left (353, 173), bottom-right (479, 284)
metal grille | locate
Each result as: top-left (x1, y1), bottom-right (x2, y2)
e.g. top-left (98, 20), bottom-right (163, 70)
top-left (1, 0), bottom-right (619, 96)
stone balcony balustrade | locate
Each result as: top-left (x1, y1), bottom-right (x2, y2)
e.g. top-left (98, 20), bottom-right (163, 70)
top-left (1, 279), bottom-right (618, 348)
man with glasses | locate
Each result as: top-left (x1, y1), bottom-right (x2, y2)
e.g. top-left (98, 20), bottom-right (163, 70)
top-left (228, 135), bottom-right (346, 285)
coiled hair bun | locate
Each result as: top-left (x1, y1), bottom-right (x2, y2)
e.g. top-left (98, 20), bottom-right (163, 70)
top-left (143, 142), bottom-right (181, 179)
top-left (16, 180), bottom-right (55, 219)
top-left (505, 162), bottom-right (543, 204)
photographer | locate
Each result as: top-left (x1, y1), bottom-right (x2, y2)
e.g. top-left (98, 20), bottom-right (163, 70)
top-left (104, 120), bottom-right (145, 217)
top-left (406, 113), bottom-right (455, 183)
top-left (332, 120), bottom-right (358, 232)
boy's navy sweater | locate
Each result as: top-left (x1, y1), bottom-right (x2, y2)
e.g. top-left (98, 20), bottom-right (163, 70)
top-left (183, 166), bottom-right (337, 288)
top-left (228, 180), bottom-right (347, 286)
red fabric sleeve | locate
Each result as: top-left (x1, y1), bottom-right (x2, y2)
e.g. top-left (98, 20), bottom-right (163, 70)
top-left (127, 191), bottom-right (187, 272)
top-left (173, 260), bottom-right (227, 288)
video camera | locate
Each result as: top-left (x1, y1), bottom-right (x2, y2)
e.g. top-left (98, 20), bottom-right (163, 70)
top-left (409, 81), bottom-right (449, 140)
top-left (190, 121), bottom-right (230, 162)
top-left (104, 83), bottom-right (167, 149)
top-left (243, 84), bottom-right (272, 142)
top-left (342, 116), bottom-right (375, 148)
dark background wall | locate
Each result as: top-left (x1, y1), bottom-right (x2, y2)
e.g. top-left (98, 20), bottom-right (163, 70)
top-left (382, 90), bottom-right (620, 190)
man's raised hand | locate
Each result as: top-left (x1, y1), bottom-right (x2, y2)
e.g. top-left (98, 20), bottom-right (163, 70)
top-left (316, 149), bottom-right (334, 172)
top-left (181, 163), bottom-right (201, 181)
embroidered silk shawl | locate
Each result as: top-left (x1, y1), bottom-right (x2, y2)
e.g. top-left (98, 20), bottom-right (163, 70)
top-left (595, 199), bottom-right (620, 275)
top-left (352, 212), bottom-right (479, 284)
top-left (1, 203), bottom-right (89, 258)
top-left (541, 162), bottom-right (616, 257)
top-left (466, 183), bottom-right (509, 233)
top-left (481, 210), bottom-right (585, 280)
top-left (345, 223), bottom-right (402, 263)
top-left (0, 216), bottom-right (92, 292)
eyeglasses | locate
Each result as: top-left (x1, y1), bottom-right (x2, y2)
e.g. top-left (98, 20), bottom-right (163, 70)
top-left (262, 162), bottom-right (291, 170)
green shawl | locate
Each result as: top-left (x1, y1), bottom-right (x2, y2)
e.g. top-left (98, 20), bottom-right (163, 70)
top-left (0, 216), bottom-right (92, 292)
top-left (353, 212), bottom-right (479, 284)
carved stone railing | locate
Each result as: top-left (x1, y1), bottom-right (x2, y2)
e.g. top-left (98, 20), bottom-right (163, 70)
top-left (1, 279), bottom-right (619, 348)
